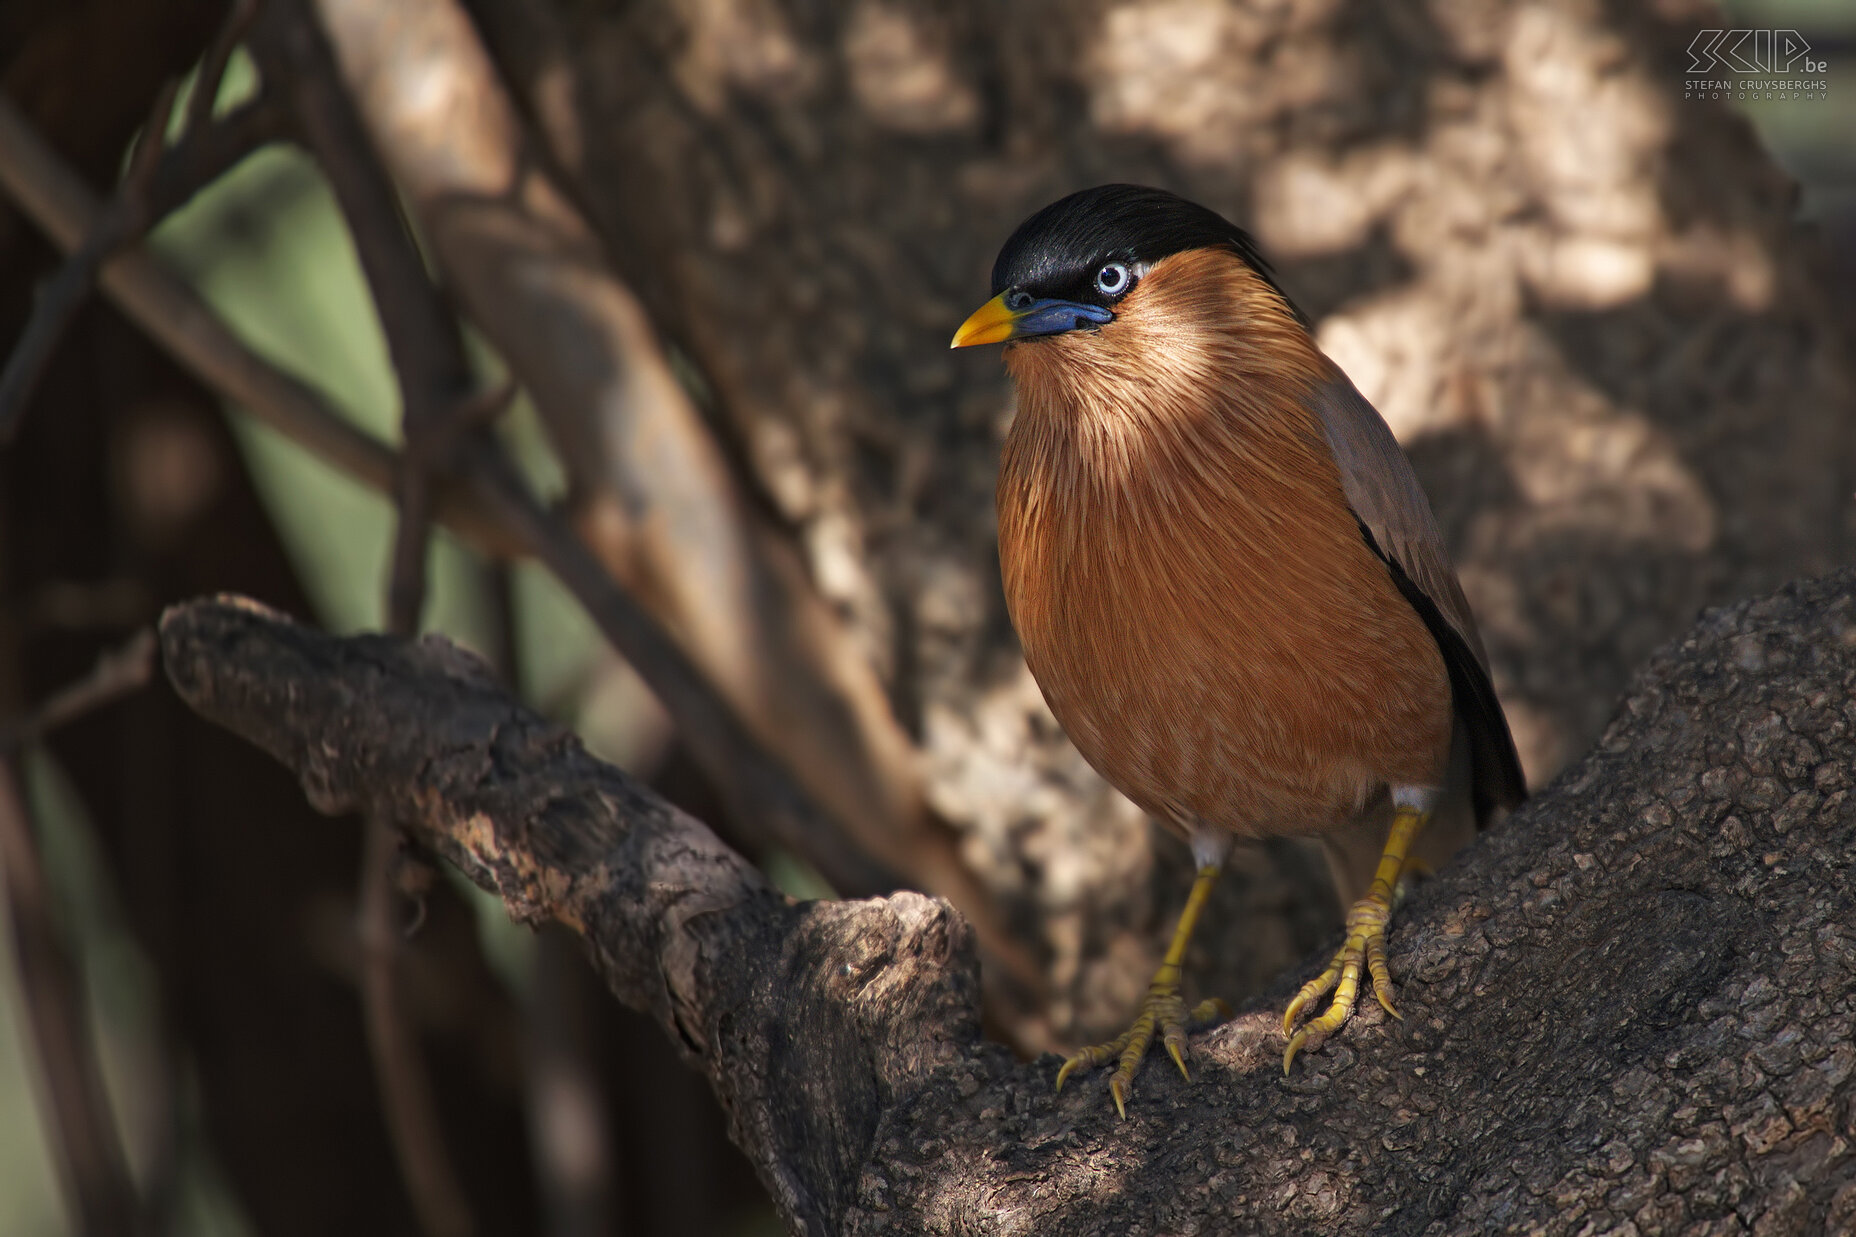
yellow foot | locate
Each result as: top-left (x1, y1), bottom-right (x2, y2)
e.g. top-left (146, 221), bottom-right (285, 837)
top-left (1280, 889), bottom-right (1399, 1071)
top-left (1055, 989), bottom-right (1230, 1118)
top-left (1281, 801), bottom-right (1432, 1071)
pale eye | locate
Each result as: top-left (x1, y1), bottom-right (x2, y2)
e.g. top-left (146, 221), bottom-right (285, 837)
top-left (1094, 261), bottom-right (1131, 297)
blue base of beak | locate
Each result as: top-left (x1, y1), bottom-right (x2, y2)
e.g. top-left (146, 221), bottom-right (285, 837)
top-left (1012, 299), bottom-right (1115, 339)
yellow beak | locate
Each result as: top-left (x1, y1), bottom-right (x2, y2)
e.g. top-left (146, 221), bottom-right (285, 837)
top-left (949, 292), bottom-right (1021, 349)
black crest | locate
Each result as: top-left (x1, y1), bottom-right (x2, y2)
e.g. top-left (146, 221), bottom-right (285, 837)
top-left (989, 184), bottom-right (1301, 320)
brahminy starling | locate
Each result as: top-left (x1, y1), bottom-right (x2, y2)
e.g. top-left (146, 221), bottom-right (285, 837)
top-left (951, 185), bottom-right (1525, 1115)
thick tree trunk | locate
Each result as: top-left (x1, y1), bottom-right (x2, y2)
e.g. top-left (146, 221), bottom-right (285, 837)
top-left (160, 568), bottom-right (1856, 1236)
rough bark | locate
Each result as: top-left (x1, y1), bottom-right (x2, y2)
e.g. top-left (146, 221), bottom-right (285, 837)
top-left (161, 568), bottom-right (1856, 1236)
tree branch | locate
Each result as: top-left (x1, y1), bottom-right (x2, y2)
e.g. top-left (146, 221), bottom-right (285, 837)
top-left (159, 594), bottom-right (979, 1237)
top-left (0, 628), bottom-right (157, 755)
top-left (0, 0), bottom-right (274, 443)
top-left (0, 92), bottom-right (513, 554)
top-left (161, 567), bottom-right (1856, 1235)
top-left (0, 764), bottom-right (144, 1237)
top-left (0, 631), bottom-right (161, 1236)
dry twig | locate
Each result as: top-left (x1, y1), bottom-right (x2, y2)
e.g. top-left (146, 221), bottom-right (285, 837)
top-left (0, 94), bottom-right (506, 546)
top-left (0, 630), bottom-right (162, 1236)
top-left (0, 628), bottom-right (159, 755)
top-left (0, 762), bottom-right (144, 1237)
top-left (0, 0), bottom-right (272, 443)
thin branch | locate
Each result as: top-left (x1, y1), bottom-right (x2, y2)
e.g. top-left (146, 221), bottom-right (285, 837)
top-left (247, 1), bottom-right (493, 1230)
top-left (356, 811), bottom-right (473, 1237)
top-left (126, 80), bottom-right (185, 194)
top-left (187, 0), bottom-right (258, 137)
top-left (0, 634), bottom-right (161, 1232)
top-left (0, 68), bottom-right (175, 430)
top-left (0, 628), bottom-right (158, 756)
top-left (0, 92), bottom-right (515, 554)
top-left (386, 380), bottom-right (515, 635)
top-left (252, 0), bottom-right (462, 632)
top-left (0, 772), bottom-right (146, 1237)
top-left (0, 0), bottom-right (273, 445)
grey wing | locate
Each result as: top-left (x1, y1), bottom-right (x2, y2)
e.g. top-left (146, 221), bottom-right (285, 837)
top-left (1311, 372), bottom-right (1488, 668)
top-left (1308, 370), bottom-right (1527, 819)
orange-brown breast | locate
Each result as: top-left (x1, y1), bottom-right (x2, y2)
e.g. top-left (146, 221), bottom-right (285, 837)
top-left (996, 248), bottom-right (1452, 840)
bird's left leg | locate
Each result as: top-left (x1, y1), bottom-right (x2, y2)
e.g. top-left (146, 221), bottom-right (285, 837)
top-left (1281, 787), bottom-right (1434, 1071)
top-left (1056, 828), bottom-right (1230, 1118)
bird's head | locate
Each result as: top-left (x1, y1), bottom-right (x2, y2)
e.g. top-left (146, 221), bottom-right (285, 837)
top-left (949, 184), bottom-right (1304, 352)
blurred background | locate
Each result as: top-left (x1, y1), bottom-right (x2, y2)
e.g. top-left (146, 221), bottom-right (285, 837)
top-left (0, 0), bottom-right (1851, 1233)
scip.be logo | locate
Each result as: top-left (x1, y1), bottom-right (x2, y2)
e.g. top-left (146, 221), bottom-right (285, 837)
top-left (1686, 30), bottom-right (1826, 75)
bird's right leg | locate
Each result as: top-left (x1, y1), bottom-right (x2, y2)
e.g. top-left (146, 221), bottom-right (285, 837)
top-left (1056, 828), bottom-right (1231, 1118)
top-left (1282, 787), bottom-right (1436, 1069)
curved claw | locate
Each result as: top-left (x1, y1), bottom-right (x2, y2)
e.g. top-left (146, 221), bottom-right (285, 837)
top-left (1055, 986), bottom-right (1230, 1114)
top-left (1368, 934), bottom-right (1399, 1019)
top-left (1165, 1035), bottom-right (1190, 1082)
top-left (1282, 1027), bottom-right (1312, 1073)
top-left (1282, 962), bottom-right (1342, 1036)
top-left (1056, 1037), bottom-right (1124, 1093)
top-left (1281, 886), bottom-right (1397, 1072)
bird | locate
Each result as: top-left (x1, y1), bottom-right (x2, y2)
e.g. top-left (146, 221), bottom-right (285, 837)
top-left (950, 184), bottom-right (1525, 1115)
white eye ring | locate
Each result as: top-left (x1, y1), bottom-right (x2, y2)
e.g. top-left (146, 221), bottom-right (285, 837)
top-left (1094, 261), bottom-right (1132, 296)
